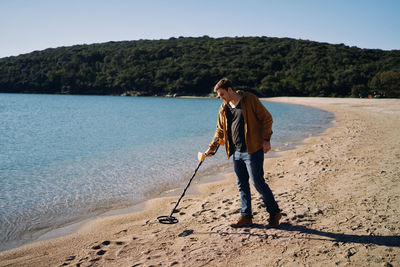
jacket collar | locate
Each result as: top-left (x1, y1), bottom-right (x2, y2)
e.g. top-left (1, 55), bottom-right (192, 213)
top-left (222, 90), bottom-right (245, 110)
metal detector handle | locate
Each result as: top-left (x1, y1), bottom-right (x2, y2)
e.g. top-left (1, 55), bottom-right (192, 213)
top-left (207, 145), bottom-right (220, 155)
top-left (198, 138), bottom-right (225, 162)
top-left (208, 137), bottom-right (225, 156)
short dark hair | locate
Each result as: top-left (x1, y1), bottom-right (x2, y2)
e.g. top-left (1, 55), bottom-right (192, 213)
top-left (214, 78), bottom-right (233, 92)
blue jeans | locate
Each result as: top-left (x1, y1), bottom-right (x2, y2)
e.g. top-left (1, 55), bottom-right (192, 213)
top-left (233, 148), bottom-right (280, 219)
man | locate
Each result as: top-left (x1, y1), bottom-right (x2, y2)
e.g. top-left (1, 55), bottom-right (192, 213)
top-left (206, 78), bottom-right (282, 228)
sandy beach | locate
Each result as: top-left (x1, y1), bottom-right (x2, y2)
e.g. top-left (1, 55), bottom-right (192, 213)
top-left (1, 97), bottom-right (399, 267)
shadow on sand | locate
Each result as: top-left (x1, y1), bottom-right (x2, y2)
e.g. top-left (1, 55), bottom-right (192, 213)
top-left (195, 222), bottom-right (400, 248)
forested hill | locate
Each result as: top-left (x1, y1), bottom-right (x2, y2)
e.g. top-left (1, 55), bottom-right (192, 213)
top-left (1, 36), bottom-right (400, 97)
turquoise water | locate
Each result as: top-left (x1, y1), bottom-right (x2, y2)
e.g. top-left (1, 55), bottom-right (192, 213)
top-left (0, 93), bottom-right (334, 251)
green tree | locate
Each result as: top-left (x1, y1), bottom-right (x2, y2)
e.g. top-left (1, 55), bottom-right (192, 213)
top-left (369, 71), bottom-right (400, 97)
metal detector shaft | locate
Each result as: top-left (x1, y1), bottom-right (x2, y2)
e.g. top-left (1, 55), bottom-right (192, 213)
top-left (157, 138), bottom-right (224, 224)
top-left (167, 144), bottom-right (221, 218)
top-left (168, 160), bottom-right (203, 217)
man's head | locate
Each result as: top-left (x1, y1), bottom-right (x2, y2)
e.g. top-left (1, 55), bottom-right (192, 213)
top-left (214, 78), bottom-right (235, 103)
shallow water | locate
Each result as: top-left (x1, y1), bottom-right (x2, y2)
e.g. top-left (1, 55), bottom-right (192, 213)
top-left (0, 94), bottom-right (334, 251)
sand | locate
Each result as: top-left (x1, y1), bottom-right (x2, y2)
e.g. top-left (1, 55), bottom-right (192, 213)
top-left (1, 97), bottom-right (399, 267)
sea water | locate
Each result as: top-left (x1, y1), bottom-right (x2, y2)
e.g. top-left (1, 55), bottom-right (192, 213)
top-left (0, 94), bottom-right (334, 251)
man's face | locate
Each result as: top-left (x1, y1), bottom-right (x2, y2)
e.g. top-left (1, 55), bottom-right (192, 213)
top-left (216, 88), bottom-right (232, 103)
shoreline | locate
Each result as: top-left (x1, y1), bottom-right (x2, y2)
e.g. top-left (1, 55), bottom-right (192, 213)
top-left (1, 97), bottom-right (399, 266)
top-left (0, 122), bottom-right (326, 253)
top-left (0, 97), bottom-right (332, 254)
top-left (20, 140), bottom-right (311, 251)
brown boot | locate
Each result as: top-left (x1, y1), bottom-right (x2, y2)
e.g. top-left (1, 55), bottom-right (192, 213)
top-left (268, 212), bottom-right (282, 228)
top-left (230, 215), bottom-right (253, 228)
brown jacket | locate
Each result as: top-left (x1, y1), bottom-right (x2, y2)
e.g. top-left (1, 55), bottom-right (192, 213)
top-left (209, 91), bottom-right (273, 158)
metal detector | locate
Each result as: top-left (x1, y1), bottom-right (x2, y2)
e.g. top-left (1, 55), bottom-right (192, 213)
top-left (157, 138), bottom-right (224, 224)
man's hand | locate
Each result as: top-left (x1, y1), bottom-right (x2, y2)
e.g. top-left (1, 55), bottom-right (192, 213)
top-left (205, 148), bottom-right (214, 156)
top-left (263, 140), bottom-right (271, 154)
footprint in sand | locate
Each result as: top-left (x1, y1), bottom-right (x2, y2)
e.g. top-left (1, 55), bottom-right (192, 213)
top-left (59, 255), bottom-right (76, 266)
top-left (92, 240), bottom-right (111, 256)
top-left (97, 250), bottom-right (107, 256)
top-left (89, 257), bottom-right (101, 263)
top-left (114, 229), bottom-right (128, 237)
top-left (88, 240), bottom-right (111, 261)
top-left (86, 240), bottom-right (127, 263)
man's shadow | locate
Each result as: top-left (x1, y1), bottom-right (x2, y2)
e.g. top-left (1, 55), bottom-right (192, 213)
top-left (275, 222), bottom-right (400, 247)
top-left (198, 222), bottom-right (400, 248)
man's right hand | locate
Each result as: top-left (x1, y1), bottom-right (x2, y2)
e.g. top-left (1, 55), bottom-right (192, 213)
top-left (263, 140), bottom-right (271, 154)
top-left (205, 148), bottom-right (214, 156)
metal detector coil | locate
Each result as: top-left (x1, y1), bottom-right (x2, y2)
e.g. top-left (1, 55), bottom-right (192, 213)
top-left (157, 138), bottom-right (224, 224)
top-left (157, 215), bottom-right (179, 224)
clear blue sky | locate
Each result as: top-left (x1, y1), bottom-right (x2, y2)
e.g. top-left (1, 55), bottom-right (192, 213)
top-left (1, 0), bottom-right (399, 58)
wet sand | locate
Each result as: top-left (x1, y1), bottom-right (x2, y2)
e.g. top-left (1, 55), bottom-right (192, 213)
top-left (1, 97), bottom-right (399, 266)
